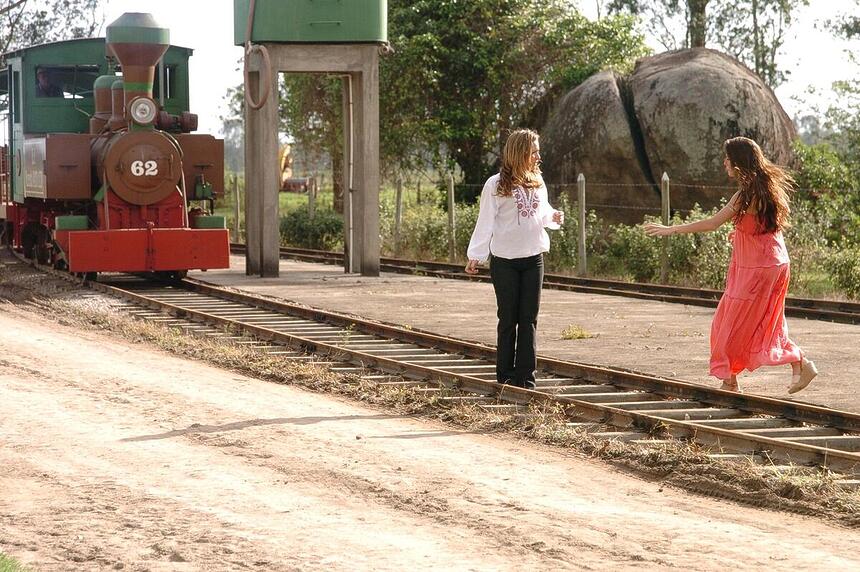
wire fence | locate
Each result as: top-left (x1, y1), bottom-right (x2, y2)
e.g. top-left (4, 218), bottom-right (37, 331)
top-left (221, 169), bottom-right (858, 294)
top-left (370, 172), bottom-right (860, 287)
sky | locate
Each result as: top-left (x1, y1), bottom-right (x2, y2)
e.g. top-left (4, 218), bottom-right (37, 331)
top-left (101, 0), bottom-right (859, 136)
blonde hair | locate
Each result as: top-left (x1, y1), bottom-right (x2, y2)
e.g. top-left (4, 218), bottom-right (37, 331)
top-left (497, 129), bottom-right (542, 197)
top-left (724, 137), bottom-right (792, 233)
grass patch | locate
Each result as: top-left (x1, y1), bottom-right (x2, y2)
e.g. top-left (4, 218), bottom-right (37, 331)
top-left (3, 259), bottom-right (860, 528)
top-left (561, 324), bottom-right (595, 340)
top-left (0, 553), bottom-right (27, 572)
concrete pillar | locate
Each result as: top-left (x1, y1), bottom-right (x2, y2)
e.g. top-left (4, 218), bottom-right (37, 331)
top-left (247, 44), bottom-right (380, 277)
top-left (244, 67), bottom-right (261, 276)
top-left (342, 75), bottom-right (353, 273)
top-left (244, 51), bottom-right (281, 277)
top-left (353, 48), bottom-right (380, 276)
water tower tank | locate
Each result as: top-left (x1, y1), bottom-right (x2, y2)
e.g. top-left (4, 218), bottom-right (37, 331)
top-left (234, 0), bottom-right (387, 45)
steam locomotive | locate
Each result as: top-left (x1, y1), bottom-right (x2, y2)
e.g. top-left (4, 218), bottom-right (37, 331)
top-left (0, 12), bottom-right (230, 277)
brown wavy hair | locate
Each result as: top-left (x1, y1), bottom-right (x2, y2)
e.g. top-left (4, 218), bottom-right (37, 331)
top-left (724, 137), bottom-right (792, 233)
top-left (497, 129), bottom-right (542, 197)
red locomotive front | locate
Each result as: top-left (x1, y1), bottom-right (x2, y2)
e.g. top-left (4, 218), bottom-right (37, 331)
top-left (1, 12), bottom-right (230, 277)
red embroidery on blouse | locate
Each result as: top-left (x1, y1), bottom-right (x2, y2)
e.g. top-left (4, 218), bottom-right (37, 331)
top-left (514, 187), bottom-right (538, 221)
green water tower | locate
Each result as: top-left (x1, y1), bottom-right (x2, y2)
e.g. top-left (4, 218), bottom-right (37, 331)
top-left (234, 0), bottom-right (387, 45)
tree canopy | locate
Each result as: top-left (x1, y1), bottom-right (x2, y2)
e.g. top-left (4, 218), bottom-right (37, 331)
top-left (606, 0), bottom-right (808, 87)
top-left (383, 0), bottom-right (649, 186)
top-left (223, 0), bottom-right (649, 200)
top-left (0, 0), bottom-right (103, 55)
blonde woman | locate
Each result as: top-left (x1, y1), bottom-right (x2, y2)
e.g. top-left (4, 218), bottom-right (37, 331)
top-left (644, 137), bottom-right (817, 394)
top-left (465, 129), bottom-right (564, 389)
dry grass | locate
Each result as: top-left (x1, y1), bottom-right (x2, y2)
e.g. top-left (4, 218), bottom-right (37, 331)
top-left (561, 324), bottom-right (595, 340)
top-left (0, 553), bottom-right (27, 572)
top-left (3, 258), bottom-right (860, 527)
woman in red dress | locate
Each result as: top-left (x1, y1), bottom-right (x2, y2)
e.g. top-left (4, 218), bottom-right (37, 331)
top-left (644, 137), bottom-right (818, 393)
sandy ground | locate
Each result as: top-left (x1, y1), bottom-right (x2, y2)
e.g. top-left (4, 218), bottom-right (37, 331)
top-left (2, 303), bottom-right (860, 570)
top-left (192, 256), bottom-right (860, 412)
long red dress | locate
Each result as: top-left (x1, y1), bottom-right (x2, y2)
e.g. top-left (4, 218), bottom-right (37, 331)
top-left (709, 213), bottom-right (802, 379)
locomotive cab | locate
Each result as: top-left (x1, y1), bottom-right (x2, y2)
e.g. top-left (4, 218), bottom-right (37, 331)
top-left (0, 14), bottom-right (229, 275)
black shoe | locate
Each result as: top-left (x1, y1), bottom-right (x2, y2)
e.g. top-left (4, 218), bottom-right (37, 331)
top-left (499, 379), bottom-right (516, 386)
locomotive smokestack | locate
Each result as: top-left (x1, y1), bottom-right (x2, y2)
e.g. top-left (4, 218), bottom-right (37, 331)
top-left (105, 13), bottom-right (169, 120)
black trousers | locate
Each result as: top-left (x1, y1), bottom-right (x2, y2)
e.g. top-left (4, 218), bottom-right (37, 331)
top-left (490, 253), bottom-right (544, 385)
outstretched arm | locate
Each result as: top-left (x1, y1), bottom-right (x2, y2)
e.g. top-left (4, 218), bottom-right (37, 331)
top-left (644, 192), bottom-right (739, 237)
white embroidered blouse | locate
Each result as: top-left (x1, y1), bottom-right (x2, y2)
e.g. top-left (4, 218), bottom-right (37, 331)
top-left (466, 173), bottom-right (560, 262)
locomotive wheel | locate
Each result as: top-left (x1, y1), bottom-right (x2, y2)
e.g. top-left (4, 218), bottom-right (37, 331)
top-left (35, 243), bottom-right (50, 265)
top-left (22, 223), bottom-right (51, 264)
top-left (1, 222), bottom-right (11, 246)
top-left (21, 222), bottom-right (40, 259)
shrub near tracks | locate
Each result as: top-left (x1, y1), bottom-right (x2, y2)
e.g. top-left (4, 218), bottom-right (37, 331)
top-left (827, 246), bottom-right (860, 299)
top-left (278, 187), bottom-right (860, 298)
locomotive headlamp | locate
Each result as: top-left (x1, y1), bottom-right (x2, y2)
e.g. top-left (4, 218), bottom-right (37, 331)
top-left (129, 97), bottom-right (158, 126)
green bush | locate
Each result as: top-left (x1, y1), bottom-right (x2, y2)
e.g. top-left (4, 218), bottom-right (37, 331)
top-left (825, 246), bottom-right (860, 299)
top-left (370, 182), bottom-right (859, 299)
top-left (279, 208), bottom-right (344, 250)
top-left (606, 220), bottom-right (660, 282)
top-left (793, 140), bottom-right (858, 192)
top-left (783, 200), bottom-right (835, 295)
top-left (793, 141), bottom-right (860, 247)
top-left (670, 205), bottom-right (732, 289)
top-left (544, 193), bottom-right (579, 271)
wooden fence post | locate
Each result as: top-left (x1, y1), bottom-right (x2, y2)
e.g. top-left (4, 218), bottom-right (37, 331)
top-left (232, 174), bottom-right (240, 242)
top-left (394, 177), bottom-right (403, 255)
top-left (308, 177), bottom-right (316, 220)
top-left (447, 173), bottom-right (456, 262)
top-left (577, 173), bottom-right (587, 276)
top-left (661, 172), bottom-right (670, 283)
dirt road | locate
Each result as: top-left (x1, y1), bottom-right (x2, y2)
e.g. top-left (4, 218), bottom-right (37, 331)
top-left (1, 304), bottom-right (859, 571)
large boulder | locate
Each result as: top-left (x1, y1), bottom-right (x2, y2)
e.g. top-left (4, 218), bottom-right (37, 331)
top-left (541, 71), bottom-right (656, 214)
top-left (541, 48), bottom-right (797, 222)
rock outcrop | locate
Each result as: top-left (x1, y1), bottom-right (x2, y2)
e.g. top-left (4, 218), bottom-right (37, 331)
top-left (541, 48), bottom-right (797, 222)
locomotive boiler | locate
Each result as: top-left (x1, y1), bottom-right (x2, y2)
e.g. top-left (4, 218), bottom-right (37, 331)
top-left (0, 12), bottom-right (230, 277)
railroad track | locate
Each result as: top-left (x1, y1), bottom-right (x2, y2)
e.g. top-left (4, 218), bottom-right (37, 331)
top-left (14, 248), bottom-right (860, 483)
top-left (229, 244), bottom-right (860, 324)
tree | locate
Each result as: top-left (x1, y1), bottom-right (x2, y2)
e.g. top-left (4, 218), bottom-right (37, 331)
top-left (0, 0), bottom-right (103, 55)
top-left (222, 0), bottom-right (649, 200)
top-left (831, 0), bottom-right (860, 39)
top-left (383, 0), bottom-right (648, 189)
top-left (222, 75), bottom-right (348, 212)
top-left (277, 75), bottom-right (345, 211)
top-left (606, 0), bottom-right (808, 87)
top-left (606, 0), bottom-right (708, 49)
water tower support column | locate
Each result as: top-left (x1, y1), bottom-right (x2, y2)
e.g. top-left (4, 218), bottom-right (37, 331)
top-left (244, 55), bottom-right (280, 277)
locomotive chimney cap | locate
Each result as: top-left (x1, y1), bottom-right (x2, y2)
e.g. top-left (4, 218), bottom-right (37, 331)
top-left (106, 13), bottom-right (169, 46)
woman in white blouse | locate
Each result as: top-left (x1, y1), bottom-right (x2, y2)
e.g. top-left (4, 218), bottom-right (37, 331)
top-left (465, 129), bottom-right (564, 389)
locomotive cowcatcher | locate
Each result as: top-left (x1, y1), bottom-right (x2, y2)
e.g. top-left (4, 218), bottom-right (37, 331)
top-left (0, 12), bottom-right (230, 277)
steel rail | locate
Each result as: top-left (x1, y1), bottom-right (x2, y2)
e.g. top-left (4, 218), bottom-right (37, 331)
top-left (185, 278), bottom-right (860, 430)
top-left (102, 273), bottom-right (860, 474)
top-left (11, 246), bottom-right (860, 475)
top-left (229, 244), bottom-right (860, 324)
